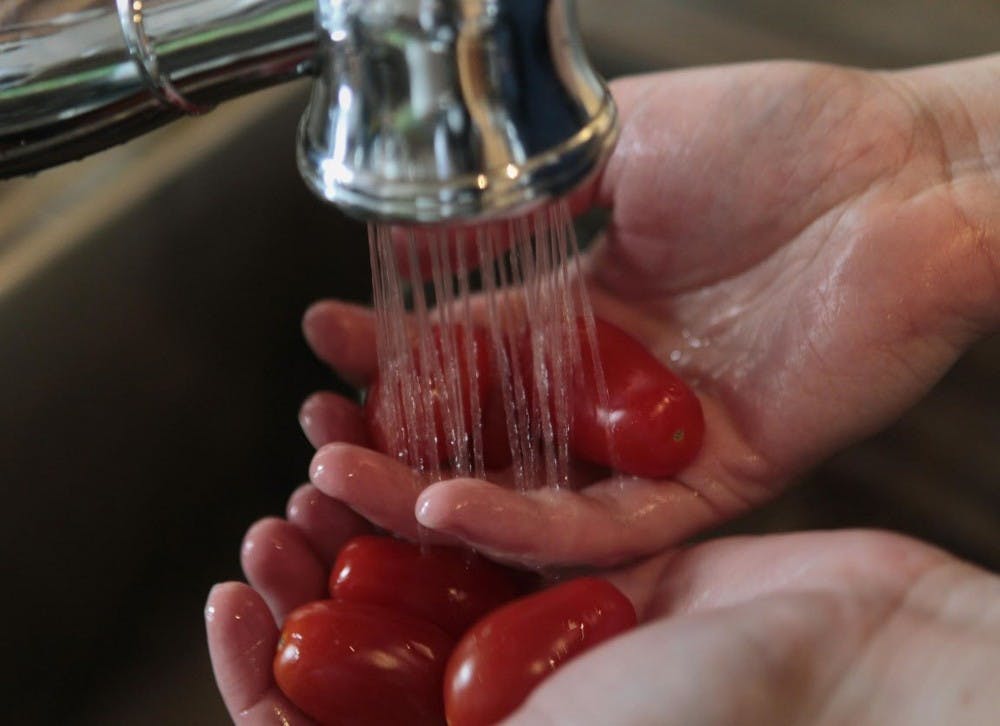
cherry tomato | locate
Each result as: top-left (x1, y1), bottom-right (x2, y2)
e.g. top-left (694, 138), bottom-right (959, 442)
top-left (444, 577), bottom-right (637, 726)
top-left (480, 378), bottom-right (514, 469)
top-left (366, 317), bottom-right (704, 479)
top-left (274, 599), bottom-right (453, 726)
top-left (330, 535), bottom-right (525, 637)
top-left (507, 317), bottom-right (704, 478)
top-left (570, 318), bottom-right (704, 478)
top-left (365, 324), bottom-right (494, 466)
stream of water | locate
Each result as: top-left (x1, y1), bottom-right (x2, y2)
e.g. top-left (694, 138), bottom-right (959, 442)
top-left (368, 201), bottom-right (609, 491)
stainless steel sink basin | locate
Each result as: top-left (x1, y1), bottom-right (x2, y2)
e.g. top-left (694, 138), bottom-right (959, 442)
top-left (1, 82), bottom-right (374, 722)
top-left (2, 3), bottom-right (998, 722)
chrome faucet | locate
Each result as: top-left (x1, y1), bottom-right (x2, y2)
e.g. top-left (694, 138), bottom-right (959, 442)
top-left (0, 0), bottom-right (618, 224)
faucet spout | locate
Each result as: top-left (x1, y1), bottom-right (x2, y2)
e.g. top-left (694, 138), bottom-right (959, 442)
top-left (1, 0), bottom-right (617, 225)
top-left (298, 0), bottom-right (619, 224)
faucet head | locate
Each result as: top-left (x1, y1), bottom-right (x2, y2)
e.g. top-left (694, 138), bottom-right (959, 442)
top-left (297, 0), bottom-right (618, 225)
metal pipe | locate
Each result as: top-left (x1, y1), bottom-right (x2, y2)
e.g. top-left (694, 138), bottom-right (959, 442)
top-left (0, 0), bottom-right (316, 177)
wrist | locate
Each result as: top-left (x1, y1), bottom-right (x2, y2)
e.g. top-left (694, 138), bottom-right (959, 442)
top-left (883, 562), bottom-right (1000, 726)
top-left (890, 54), bottom-right (1000, 172)
top-left (886, 55), bottom-right (1000, 334)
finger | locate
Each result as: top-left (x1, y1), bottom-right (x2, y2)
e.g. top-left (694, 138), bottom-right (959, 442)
top-left (310, 443), bottom-right (454, 546)
top-left (415, 395), bottom-right (760, 569)
top-left (415, 476), bottom-right (724, 569)
top-left (302, 298), bottom-right (494, 387)
top-left (286, 483), bottom-right (372, 565)
top-left (205, 582), bottom-right (313, 725)
top-left (302, 301), bottom-right (379, 387)
top-left (241, 518), bottom-right (328, 623)
top-left (299, 391), bottom-right (369, 449)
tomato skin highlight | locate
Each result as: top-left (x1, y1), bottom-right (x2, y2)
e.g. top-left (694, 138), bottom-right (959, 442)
top-left (274, 599), bottom-right (453, 726)
top-left (571, 318), bottom-right (704, 478)
top-left (443, 577), bottom-right (637, 726)
top-left (329, 536), bottom-right (524, 637)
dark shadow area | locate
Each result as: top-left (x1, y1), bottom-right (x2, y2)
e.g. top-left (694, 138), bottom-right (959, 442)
top-left (1, 94), bottom-right (369, 723)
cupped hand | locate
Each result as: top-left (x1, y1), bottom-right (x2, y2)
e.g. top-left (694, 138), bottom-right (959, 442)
top-left (206, 503), bottom-right (1000, 725)
top-left (206, 482), bottom-right (372, 724)
top-left (508, 529), bottom-right (1000, 725)
top-left (303, 57), bottom-right (1000, 568)
top-left (208, 406), bottom-right (1000, 725)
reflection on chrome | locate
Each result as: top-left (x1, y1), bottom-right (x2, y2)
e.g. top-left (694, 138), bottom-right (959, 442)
top-left (1, 1), bottom-right (618, 225)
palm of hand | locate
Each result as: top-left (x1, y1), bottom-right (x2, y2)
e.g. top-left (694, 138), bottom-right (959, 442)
top-left (305, 62), bottom-right (997, 567)
top-left (511, 530), bottom-right (999, 726)
top-left (597, 63), bottom-right (991, 481)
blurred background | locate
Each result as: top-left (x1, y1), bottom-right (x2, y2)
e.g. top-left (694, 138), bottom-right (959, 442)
top-left (2, 1), bottom-right (998, 723)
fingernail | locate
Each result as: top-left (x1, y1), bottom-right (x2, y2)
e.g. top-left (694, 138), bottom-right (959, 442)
top-left (415, 490), bottom-right (474, 542)
top-left (299, 396), bottom-right (324, 447)
top-left (309, 446), bottom-right (331, 482)
top-left (309, 443), bottom-right (362, 494)
top-left (205, 584), bottom-right (222, 621)
top-left (286, 483), bottom-right (314, 520)
top-left (303, 303), bottom-right (344, 353)
top-left (414, 492), bottom-right (439, 527)
top-left (302, 301), bottom-right (332, 333)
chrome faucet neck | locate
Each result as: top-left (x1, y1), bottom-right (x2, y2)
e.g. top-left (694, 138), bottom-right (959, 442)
top-left (0, 0), bottom-right (316, 178)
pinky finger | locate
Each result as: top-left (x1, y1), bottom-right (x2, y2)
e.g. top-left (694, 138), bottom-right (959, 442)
top-left (302, 301), bottom-right (379, 388)
top-left (205, 582), bottom-right (313, 725)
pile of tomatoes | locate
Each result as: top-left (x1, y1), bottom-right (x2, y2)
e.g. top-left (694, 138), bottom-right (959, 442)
top-left (273, 317), bottom-right (704, 724)
top-left (274, 536), bottom-right (636, 725)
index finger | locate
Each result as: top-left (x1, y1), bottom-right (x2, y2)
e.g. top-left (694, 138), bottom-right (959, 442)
top-left (303, 301), bottom-right (379, 387)
top-left (414, 476), bottom-right (725, 569)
